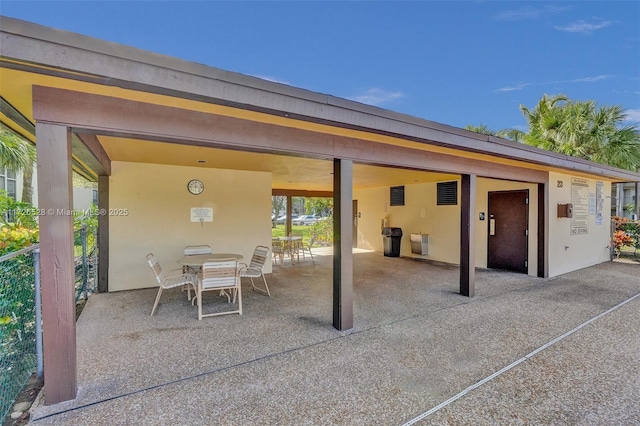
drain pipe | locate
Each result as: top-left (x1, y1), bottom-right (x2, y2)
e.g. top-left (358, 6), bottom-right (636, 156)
top-left (34, 248), bottom-right (43, 379)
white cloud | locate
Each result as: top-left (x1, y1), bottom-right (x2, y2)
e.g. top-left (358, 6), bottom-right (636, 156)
top-left (565, 75), bottom-right (613, 83)
top-left (494, 82), bottom-right (531, 92)
top-left (624, 109), bottom-right (640, 122)
top-left (349, 88), bottom-right (404, 106)
top-left (494, 5), bottom-right (567, 21)
top-left (554, 20), bottom-right (613, 34)
top-left (495, 75), bottom-right (613, 93)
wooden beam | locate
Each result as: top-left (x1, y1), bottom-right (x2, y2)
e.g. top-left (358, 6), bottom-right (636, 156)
top-left (460, 174), bottom-right (476, 297)
top-left (285, 195), bottom-right (292, 236)
top-left (33, 87), bottom-right (557, 184)
top-left (633, 182), bottom-right (640, 220)
top-left (333, 159), bottom-right (353, 330)
top-left (74, 132), bottom-right (112, 176)
top-left (98, 175), bottom-right (109, 293)
top-left (538, 183), bottom-right (548, 278)
top-left (35, 123), bottom-right (77, 404)
top-left (272, 189), bottom-right (333, 198)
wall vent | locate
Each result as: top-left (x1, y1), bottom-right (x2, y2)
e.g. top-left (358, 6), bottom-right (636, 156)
top-left (390, 186), bottom-right (405, 206)
top-left (437, 181), bottom-right (458, 205)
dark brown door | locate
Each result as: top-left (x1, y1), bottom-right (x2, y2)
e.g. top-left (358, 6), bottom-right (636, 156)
top-left (488, 190), bottom-right (528, 273)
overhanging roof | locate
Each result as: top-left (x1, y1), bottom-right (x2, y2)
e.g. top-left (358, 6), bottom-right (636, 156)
top-left (1, 15), bottom-right (638, 184)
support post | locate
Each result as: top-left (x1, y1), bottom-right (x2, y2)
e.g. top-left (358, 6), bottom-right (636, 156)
top-left (635, 182), bottom-right (639, 220)
top-left (333, 159), bottom-right (353, 330)
top-left (36, 123), bottom-right (77, 404)
top-left (286, 195), bottom-right (293, 236)
top-left (537, 183), bottom-right (549, 278)
top-left (616, 183), bottom-right (624, 217)
top-left (98, 175), bottom-right (109, 293)
top-left (460, 174), bottom-right (476, 297)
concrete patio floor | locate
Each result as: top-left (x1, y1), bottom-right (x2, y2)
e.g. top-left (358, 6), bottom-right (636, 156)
top-left (30, 250), bottom-right (640, 425)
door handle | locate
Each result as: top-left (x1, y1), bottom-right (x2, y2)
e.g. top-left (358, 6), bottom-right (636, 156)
top-left (489, 218), bottom-right (496, 236)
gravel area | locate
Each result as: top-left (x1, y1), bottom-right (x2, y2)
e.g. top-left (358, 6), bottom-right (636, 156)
top-left (29, 253), bottom-right (640, 425)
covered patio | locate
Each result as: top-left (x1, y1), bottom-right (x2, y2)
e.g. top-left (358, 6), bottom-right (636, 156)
top-left (30, 252), bottom-right (640, 424)
top-left (2, 16), bottom-right (640, 409)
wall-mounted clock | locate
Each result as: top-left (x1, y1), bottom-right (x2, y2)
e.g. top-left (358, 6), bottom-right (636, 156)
top-left (187, 179), bottom-right (204, 195)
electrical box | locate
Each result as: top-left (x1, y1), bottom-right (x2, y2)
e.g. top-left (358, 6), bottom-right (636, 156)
top-left (557, 203), bottom-right (573, 218)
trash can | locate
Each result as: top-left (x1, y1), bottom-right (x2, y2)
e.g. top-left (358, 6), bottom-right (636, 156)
top-left (382, 227), bottom-right (403, 257)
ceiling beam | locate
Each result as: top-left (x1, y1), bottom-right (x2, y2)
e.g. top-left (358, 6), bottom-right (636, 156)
top-left (32, 86), bottom-right (639, 183)
top-left (272, 189), bottom-right (333, 197)
top-left (74, 132), bottom-right (112, 176)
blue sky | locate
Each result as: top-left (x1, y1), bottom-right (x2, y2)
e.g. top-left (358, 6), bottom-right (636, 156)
top-left (3, 1), bottom-right (639, 131)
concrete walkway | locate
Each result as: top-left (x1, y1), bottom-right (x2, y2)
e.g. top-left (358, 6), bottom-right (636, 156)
top-left (30, 251), bottom-right (640, 425)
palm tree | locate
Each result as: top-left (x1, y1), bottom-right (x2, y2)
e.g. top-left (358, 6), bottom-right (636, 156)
top-left (0, 125), bottom-right (36, 202)
top-left (464, 124), bottom-right (498, 136)
top-left (463, 124), bottom-right (514, 140)
top-left (511, 94), bottom-right (640, 171)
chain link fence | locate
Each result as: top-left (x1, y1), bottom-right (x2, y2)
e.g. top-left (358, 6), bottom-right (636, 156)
top-left (0, 245), bottom-right (37, 422)
top-left (74, 224), bottom-right (99, 302)
top-left (0, 224), bottom-right (97, 422)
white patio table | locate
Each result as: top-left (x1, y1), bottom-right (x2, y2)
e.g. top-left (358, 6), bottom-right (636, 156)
top-left (178, 253), bottom-right (244, 302)
top-left (276, 236), bottom-right (302, 264)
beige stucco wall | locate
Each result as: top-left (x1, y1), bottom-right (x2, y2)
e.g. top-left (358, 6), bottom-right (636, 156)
top-left (354, 178), bottom-right (539, 275)
top-left (548, 172), bottom-right (611, 277)
top-left (109, 161), bottom-right (272, 292)
top-left (354, 181), bottom-right (461, 264)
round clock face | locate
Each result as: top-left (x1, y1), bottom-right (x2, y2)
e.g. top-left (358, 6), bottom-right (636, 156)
top-left (187, 179), bottom-right (204, 195)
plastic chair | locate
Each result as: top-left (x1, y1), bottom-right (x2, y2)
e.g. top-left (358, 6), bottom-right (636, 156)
top-left (271, 237), bottom-right (284, 266)
top-left (182, 245), bottom-right (212, 275)
top-left (197, 258), bottom-right (242, 319)
top-left (183, 245), bottom-right (212, 256)
top-left (240, 245), bottom-right (271, 296)
top-left (297, 235), bottom-right (316, 264)
top-left (147, 253), bottom-right (197, 316)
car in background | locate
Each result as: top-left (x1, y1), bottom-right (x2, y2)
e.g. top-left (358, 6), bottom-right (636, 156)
top-left (275, 214), bottom-right (298, 225)
top-left (292, 214), bottom-right (322, 226)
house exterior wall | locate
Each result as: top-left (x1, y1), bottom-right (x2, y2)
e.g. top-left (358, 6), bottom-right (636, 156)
top-left (354, 178), bottom-right (539, 275)
top-left (548, 172), bottom-right (611, 277)
top-left (72, 187), bottom-right (94, 210)
top-left (2, 167), bottom-right (38, 205)
top-left (108, 161), bottom-right (272, 292)
top-left (611, 182), bottom-right (637, 219)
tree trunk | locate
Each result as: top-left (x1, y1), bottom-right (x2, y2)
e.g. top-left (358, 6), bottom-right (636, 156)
top-left (21, 165), bottom-right (33, 204)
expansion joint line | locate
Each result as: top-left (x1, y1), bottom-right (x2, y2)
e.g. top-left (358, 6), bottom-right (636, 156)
top-left (401, 291), bottom-right (640, 426)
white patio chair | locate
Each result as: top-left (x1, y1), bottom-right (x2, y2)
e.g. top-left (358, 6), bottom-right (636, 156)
top-left (240, 245), bottom-right (271, 296)
top-left (197, 258), bottom-right (242, 319)
top-left (271, 237), bottom-right (284, 266)
top-left (182, 245), bottom-right (212, 273)
top-left (297, 235), bottom-right (316, 264)
top-left (182, 245), bottom-right (212, 296)
top-left (183, 245), bottom-right (212, 256)
top-left (147, 253), bottom-right (197, 316)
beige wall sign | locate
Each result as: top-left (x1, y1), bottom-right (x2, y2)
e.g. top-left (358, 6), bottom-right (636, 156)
top-left (570, 178), bottom-right (589, 235)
